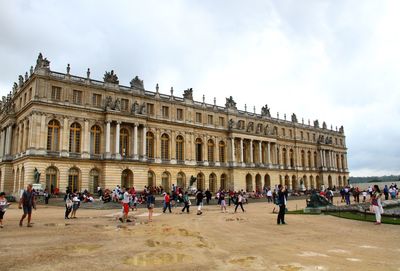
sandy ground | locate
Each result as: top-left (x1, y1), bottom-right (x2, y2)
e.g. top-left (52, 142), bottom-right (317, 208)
top-left (1, 199), bottom-right (399, 271)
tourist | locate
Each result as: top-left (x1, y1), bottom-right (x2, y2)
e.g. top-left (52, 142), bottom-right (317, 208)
top-left (370, 185), bottom-right (383, 225)
top-left (64, 190), bottom-right (73, 219)
top-left (146, 191), bottom-right (155, 222)
top-left (344, 187), bottom-right (351, 205)
top-left (276, 184), bottom-right (287, 225)
top-left (163, 192), bottom-right (172, 213)
top-left (0, 192), bottom-right (11, 228)
top-left (44, 189), bottom-right (50, 204)
top-left (19, 184), bottom-right (36, 227)
top-left (383, 185), bottom-right (389, 200)
top-left (205, 189), bottom-right (212, 205)
top-left (120, 187), bottom-right (132, 223)
top-left (70, 190), bottom-right (81, 219)
top-left (362, 190), bottom-right (368, 202)
top-left (228, 190), bottom-right (234, 206)
top-left (234, 192), bottom-right (245, 213)
top-left (266, 189), bottom-right (273, 203)
top-left (181, 191), bottom-right (190, 213)
top-left (196, 190), bottom-right (204, 215)
top-left (220, 192), bottom-right (227, 213)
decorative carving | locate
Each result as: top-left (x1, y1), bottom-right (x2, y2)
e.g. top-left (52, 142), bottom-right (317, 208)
top-left (322, 121), bottom-right (327, 129)
top-left (103, 70), bottom-right (119, 84)
top-left (114, 98), bottom-right (121, 111)
top-left (131, 100), bottom-right (139, 114)
top-left (256, 123), bottom-right (262, 133)
top-left (130, 76), bottom-right (144, 89)
top-left (225, 96), bottom-right (237, 109)
top-left (291, 113), bottom-right (297, 123)
top-left (35, 53), bottom-right (50, 70)
top-left (183, 88), bottom-right (193, 100)
top-left (228, 119), bottom-right (235, 129)
top-left (246, 122), bottom-right (254, 132)
top-left (104, 96), bottom-right (113, 110)
top-left (314, 120), bottom-right (319, 128)
top-left (140, 102), bottom-right (147, 114)
top-left (264, 124), bottom-right (270, 135)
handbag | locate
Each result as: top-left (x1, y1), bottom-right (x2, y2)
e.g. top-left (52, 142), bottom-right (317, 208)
top-left (188, 200), bottom-right (192, 206)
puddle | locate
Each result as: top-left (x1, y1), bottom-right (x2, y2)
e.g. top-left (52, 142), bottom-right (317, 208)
top-left (298, 251), bottom-right (328, 257)
top-left (346, 258), bottom-right (361, 262)
top-left (124, 253), bottom-right (192, 266)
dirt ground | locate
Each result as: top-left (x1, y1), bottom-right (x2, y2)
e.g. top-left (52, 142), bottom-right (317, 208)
top-left (1, 199), bottom-right (399, 271)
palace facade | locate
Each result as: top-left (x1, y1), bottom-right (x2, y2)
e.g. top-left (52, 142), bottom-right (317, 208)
top-left (0, 54), bottom-right (349, 195)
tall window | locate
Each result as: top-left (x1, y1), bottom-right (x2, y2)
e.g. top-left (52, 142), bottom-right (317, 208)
top-left (176, 135), bottom-right (184, 161)
top-left (220, 174), bottom-right (227, 190)
top-left (146, 132), bottom-right (154, 158)
top-left (195, 138), bottom-right (202, 162)
top-left (147, 103), bottom-right (154, 115)
top-left (162, 106), bottom-right (169, 118)
top-left (207, 115), bottom-right (213, 125)
top-left (89, 169), bottom-right (99, 194)
top-left (69, 122), bottom-right (81, 153)
top-left (121, 99), bottom-right (129, 112)
top-left (51, 86), bottom-right (61, 101)
top-left (219, 117), bottom-right (224, 126)
top-left (46, 167), bottom-right (58, 191)
top-left (92, 93), bottom-right (102, 107)
top-left (289, 149), bottom-right (294, 167)
top-left (90, 125), bottom-right (101, 155)
top-left (28, 88), bottom-right (32, 101)
top-left (195, 112), bottom-right (202, 123)
top-left (207, 139), bottom-right (214, 162)
top-left (176, 108), bottom-right (183, 120)
top-left (161, 133), bottom-right (170, 160)
top-left (68, 168), bottom-right (80, 192)
top-left (73, 90), bottom-right (82, 105)
top-left (120, 128), bottom-right (129, 157)
top-left (314, 152), bottom-right (318, 167)
top-left (47, 120), bottom-right (60, 151)
top-left (219, 141), bottom-right (225, 163)
top-left (307, 151), bottom-right (312, 167)
top-left (301, 150), bottom-right (305, 167)
top-left (209, 174), bottom-right (217, 192)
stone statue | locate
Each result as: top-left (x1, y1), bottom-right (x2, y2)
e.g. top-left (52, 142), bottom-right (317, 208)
top-left (87, 68), bottom-right (91, 79)
top-left (306, 190), bottom-right (332, 208)
top-left (256, 123), bottom-right (262, 133)
top-left (322, 121), bottom-right (327, 129)
top-left (12, 82), bottom-right (18, 92)
top-left (25, 72), bottom-right (28, 81)
top-left (228, 119), bottom-right (235, 129)
top-left (261, 104), bottom-right (271, 117)
top-left (104, 96), bottom-right (113, 110)
top-left (225, 96), bottom-right (237, 109)
top-left (131, 100), bottom-right (139, 114)
top-left (246, 122), bottom-right (254, 132)
top-left (339, 126), bottom-right (344, 133)
top-left (18, 75), bottom-right (24, 87)
top-left (35, 53), bottom-right (50, 70)
top-left (189, 175), bottom-right (197, 186)
top-left (264, 125), bottom-right (269, 135)
top-left (291, 113), bottom-right (298, 123)
top-left (114, 98), bottom-right (121, 111)
top-left (30, 66), bottom-right (34, 76)
top-left (66, 64), bottom-right (70, 74)
top-left (103, 70), bottom-right (119, 84)
top-left (183, 88), bottom-right (193, 100)
top-left (140, 102), bottom-right (147, 114)
top-left (33, 167), bottom-right (41, 184)
top-left (313, 120), bottom-right (319, 128)
top-left (130, 76), bottom-right (144, 89)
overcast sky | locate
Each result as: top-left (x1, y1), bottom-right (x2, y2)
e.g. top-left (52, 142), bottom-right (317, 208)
top-left (1, 0), bottom-right (399, 177)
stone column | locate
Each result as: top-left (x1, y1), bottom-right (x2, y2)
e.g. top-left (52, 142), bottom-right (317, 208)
top-left (82, 119), bottom-right (90, 158)
top-left (215, 137), bottom-right (220, 166)
top-left (344, 153), bottom-right (348, 169)
top-left (0, 130), bottom-right (5, 158)
top-left (22, 119), bottom-right (28, 153)
top-left (142, 126), bottom-right (147, 161)
top-left (61, 117), bottom-right (69, 157)
top-left (230, 137), bottom-right (235, 163)
top-left (275, 144), bottom-right (279, 166)
top-left (203, 135), bottom-right (209, 165)
top-left (267, 142), bottom-right (271, 165)
top-left (115, 121), bottom-right (121, 159)
top-left (5, 125), bottom-right (12, 155)
top-left (285, 147), bottom-right (290, 167)
top-left (258, 141), bottom-right (262, 164)
top-left (170, 130), bottom-right (176, 164)
top-left (26, 114), bottom-right (35, 153)
top-left (320, 150), bottom-right (324, 167)
top-left (155, 129), bottom-right (161, 163)
top-left (133, 123), bottom-right (138, 160)
top-left (17, 122), bottom-right (22, 154)
top-left (240, 138), bottom-right (244, 163)
top-left (250, 140), bottom-right (254, 164)
top-left (105, 121), bottom-right (111, 158)
top-left (38, 114), bottom-right (47, 153)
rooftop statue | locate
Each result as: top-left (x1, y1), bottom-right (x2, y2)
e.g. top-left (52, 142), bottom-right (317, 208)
top-left (18, 75), bottom-right (24, 87)
top-left (314, 120), bottom-right (319, 128)
top-left (291, 113), bottom-right (298, 123)
top-left (339, 126), bottom-right (344, 133)
top-left (261, 104), bottom-right (271, 117)
top-left (322, 121), bottom-right (327, 129)
top-left (35, 53), bottom-right (50, 70)
top-left (104, 70), bottom-right (119, 84)
top-left (130, 76), bottom-right (144, 89)
top-left (225, 96), bottom-right (237, 109)
top-left (183, 88), bottom-right (193, 100)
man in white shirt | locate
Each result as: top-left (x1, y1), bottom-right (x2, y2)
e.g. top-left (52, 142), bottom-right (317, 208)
top-left (119, 187), bottom-right (132, 223)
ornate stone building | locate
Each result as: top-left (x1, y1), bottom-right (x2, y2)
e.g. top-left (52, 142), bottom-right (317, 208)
top-left (0, 54), bottom-right (349, 195)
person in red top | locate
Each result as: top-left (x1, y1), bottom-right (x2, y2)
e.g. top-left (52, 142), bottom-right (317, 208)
top-left (163, 192), bottom-right (172, 213)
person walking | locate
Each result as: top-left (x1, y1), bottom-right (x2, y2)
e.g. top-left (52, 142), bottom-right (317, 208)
top-left (277, 184), bottom-right (287, 225)
top-left (163, 192), bottom-right (172, 213)
top-left (44, 189), bottom-right (50, 204)
top-left (120, 187), bottom-right (132, 223)
top-left (146, 191), bottom-right (155, 222)
top-left (0, 192), bottom-right (11, 228)
top-left (234, 192), bottom-right (245, 213)
top-left (70, 190), bottom-right (81, 219)
top-left (220, 192), bottom-right (227, 213)
top-left (205, 189), bottom-right (212, 205)
top-left (181, 191), bottom-right (190, 213)
top-left (371, 185), bottom-right (383, 225)
top-left (196, 190), bottom-right (204, 215)
top-left (64, 191), bottom-right (73, 219)
top-left (19, 184), bottom-right (36, 227)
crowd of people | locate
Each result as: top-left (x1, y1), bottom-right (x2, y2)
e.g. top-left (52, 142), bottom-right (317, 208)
top-left (0, 182), bottom-right (398, 228)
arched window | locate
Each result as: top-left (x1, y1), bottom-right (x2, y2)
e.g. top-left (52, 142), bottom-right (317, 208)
top-left (197, 173), bottom-right (205, 190)
top-left (146, 132), bottom-right (154, 159)
top-left (89, 169), bottom-right (100, 194)
top-left (219, 141), bottom-right (225, 163)
top-left (148, 171), bottom-right (155, 187)
top-left (68, 168), bottom-right (80, 192)
top-left (282, 148), bottom-right (287, 166)
top-left (177, 172), bottom-right (186, 189)
top-left (176, 135), bottom-right (184, 161)
top-left (220, 174), bottom-right (227, 191)
top-left (209, 173), bottom-right (217, 192)
top-left (161, 133), bottom-right (170, 160)
top-left (195, 138), bottom-right (202, 162)
top-left (207, 139), bottom-right (214, 162)
top-left (289, 149), bottom-right (294, 167)
top-left (120, 128), bottom-right (129, 157)
top-left (46, 167), bottom-right (58, 192)
top-left (162, 172), bottom-right (170, 193)
top-left (69, 122), bottom-right (81, 153)
top-left (90, 125), bottom-right (101, 155)
top-left (47, 120), bottom-right (60, 151)
top-left (121, 169), bottom-right (133, 188)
